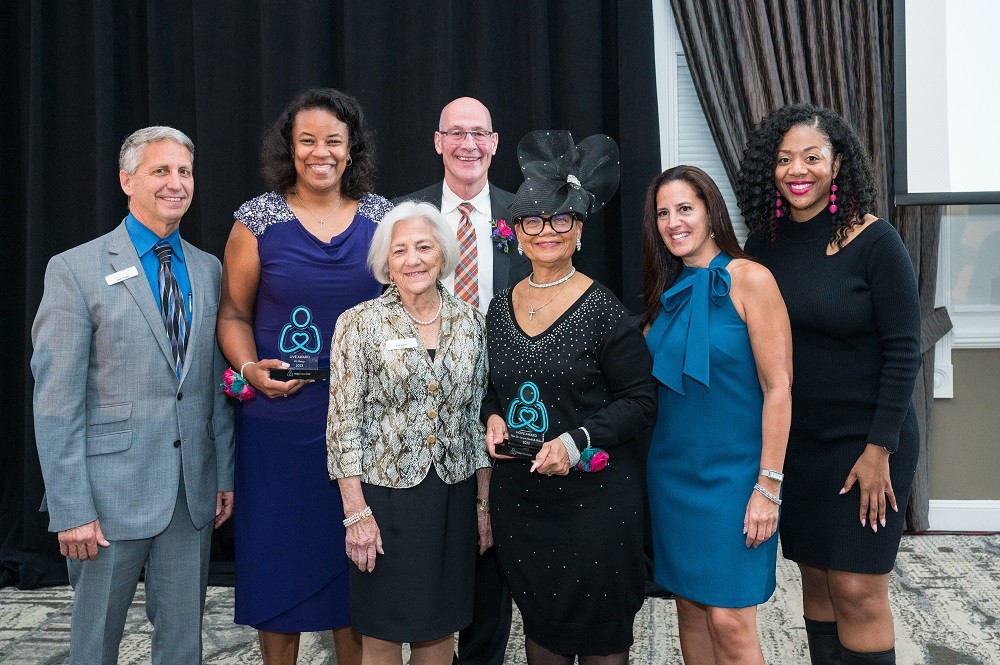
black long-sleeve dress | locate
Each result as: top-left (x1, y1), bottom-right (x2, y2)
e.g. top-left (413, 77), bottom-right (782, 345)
top-left (745, 209), bottom-right (920, 573)
top-left (483, 282), bottom-right (657, 655)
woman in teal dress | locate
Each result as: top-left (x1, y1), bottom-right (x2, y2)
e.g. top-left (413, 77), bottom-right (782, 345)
top-left (640, 165), bottom-right (792, 664)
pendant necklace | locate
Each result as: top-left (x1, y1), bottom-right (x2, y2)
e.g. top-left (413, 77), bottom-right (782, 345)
top-left (528, 267), bottom-right (576, 288)
top-left (293, 191), bottom-right (344, 226)
top-left (527, 283), bottom-right (567, 321)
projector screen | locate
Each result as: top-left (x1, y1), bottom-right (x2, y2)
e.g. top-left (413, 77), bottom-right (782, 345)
top-left (894, 0), bottom-right (1000, 205)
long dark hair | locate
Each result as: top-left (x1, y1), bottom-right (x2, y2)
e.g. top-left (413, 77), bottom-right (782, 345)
top-left (640, 165), bottom-right (748, 330)
top-left (735, 103), bottom-right (876, 247)
top-left (260, 88), bottom-right (376, 199)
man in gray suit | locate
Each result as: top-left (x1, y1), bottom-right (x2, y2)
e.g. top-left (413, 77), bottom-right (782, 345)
top-left (399, 97), bottom-right (526, 665)
top-left (31, 126), bottom-right (235, 665)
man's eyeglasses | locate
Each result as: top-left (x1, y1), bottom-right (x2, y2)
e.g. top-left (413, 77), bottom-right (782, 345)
top-left (437, 129), bottom-right (495, 144)
top-left (516, 213), bottom-right (578, 236)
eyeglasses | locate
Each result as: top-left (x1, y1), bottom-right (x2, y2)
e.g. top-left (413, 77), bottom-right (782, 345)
top-left (516, 213), bottom-right (577, 236)
top-left (437, 129), bottom-right (495, 144)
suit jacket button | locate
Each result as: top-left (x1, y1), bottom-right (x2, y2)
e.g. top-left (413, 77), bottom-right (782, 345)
top-left (173, 440), bottom-right (181, 448)
top-left (177, 392), bottom-right (183, 400)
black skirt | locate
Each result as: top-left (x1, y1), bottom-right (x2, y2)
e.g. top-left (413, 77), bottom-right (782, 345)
top-left (779, 409), bottom-right (920, 574)
top-left (350, 467), bottom-right (477, 642)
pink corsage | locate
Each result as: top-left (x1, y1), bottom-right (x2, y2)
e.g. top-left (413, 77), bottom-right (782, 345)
top-left (576, 447), bottom-right (609, 473)
top-left (222, 367), bottom-right (256, 401)
top-left (490, 219), bottom-right (514, 253)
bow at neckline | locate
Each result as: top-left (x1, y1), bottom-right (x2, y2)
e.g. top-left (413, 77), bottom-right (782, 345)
top-left (648, 252), bottom-right (732, 394)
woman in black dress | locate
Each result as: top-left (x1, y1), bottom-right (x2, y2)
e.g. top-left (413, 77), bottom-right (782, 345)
top-left (737, 104), bottom-right (920, 665)
top-left (483, 130), bottom-right (657, 665)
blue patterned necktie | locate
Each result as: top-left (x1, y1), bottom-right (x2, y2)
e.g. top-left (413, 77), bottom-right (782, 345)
top-left (154, 242), bottom-right (188, 379)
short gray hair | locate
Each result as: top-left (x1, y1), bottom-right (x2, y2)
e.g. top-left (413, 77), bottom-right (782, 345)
top-left (119, 126), bottom-right (194, 174)
top-left (367, 201), bottom-right (460, 285)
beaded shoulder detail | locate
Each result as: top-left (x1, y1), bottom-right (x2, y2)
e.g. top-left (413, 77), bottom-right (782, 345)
top-left (235, 192), bottom-right (293, 237)
top-left (236, 192), bottom-right (394, 237)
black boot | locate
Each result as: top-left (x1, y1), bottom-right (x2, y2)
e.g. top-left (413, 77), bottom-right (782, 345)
top-left (804, 617), bottom-right (843, 664)
top-left (842, 647), bottom-right (895, 664)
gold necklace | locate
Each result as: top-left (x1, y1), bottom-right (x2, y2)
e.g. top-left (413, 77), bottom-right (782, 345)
top-left (292, 192), bottom-right (344, 226)
top-left (526, 283), bottom-right (568, 320)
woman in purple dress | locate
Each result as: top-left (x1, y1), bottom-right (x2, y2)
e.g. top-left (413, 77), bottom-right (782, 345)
top-left (217, 88), bottom-right (391, 665)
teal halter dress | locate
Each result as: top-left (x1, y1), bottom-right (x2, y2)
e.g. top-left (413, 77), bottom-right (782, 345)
top-left (645, 252), bottom-right (778, 607)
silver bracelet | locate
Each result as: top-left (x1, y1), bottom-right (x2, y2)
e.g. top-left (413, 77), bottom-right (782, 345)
top-left (753, 483), bottom-right (782, 506)
top-left (579, 427), bottom-right (592, 448)
top-left (759, 468), bottom-right (784, 482)
top-left (558, 433), bottom-right (581, 467)
top-left (343, 506), bottom-right (372, 527)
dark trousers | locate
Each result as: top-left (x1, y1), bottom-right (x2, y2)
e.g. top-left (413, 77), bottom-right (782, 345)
top-left (456, 547), bottom-right (512, 665)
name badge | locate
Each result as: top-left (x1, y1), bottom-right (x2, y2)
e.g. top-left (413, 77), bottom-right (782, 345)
top-left (385, 338), bottom-right (419, 350)
top-left (105, 266), bottom-right (139, 285)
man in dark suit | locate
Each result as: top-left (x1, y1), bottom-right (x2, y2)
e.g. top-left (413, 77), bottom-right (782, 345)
top-left (398, 97), bottom-right (525, 665)
top-left (31, 126), bottom-right (235, 665)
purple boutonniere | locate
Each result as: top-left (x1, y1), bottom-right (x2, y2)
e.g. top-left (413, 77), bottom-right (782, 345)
top-left (491, 218), bottom-right (514, 253)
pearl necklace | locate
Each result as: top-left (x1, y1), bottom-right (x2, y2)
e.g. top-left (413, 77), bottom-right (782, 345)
top-left (292, 191), bottom-right (344, 226)
top-left (528, 267), bottom-right (576, 288)
top-left (402, 296), bottom-right (443, 326)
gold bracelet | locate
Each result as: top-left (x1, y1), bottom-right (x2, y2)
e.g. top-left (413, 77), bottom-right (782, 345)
top-left (477, 498), bottom-right (490, 512)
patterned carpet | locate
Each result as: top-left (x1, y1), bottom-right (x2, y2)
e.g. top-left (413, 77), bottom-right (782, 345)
top-left (1, 534), bottom-right (997, 664)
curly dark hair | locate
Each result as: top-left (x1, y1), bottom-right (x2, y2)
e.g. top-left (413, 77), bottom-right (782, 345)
top-left (735, 103), bottom-right (876, 248)
top-left (260, 88), bottom-right (376, 199)
top-left (640, 165), bottom-right (749, 330)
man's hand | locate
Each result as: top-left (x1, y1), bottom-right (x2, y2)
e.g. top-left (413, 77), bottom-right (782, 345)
top-left (215, 491), bottom-right (234, 528)
top-left (58, 519), bottom-right (110, 560)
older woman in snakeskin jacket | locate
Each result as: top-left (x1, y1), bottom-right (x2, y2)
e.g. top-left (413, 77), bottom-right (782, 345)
top-left (326, 200), bottom-right (491, 665)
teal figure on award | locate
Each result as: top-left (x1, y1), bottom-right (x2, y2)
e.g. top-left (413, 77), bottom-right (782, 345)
top-left (496, 381), bottom-right (548, 459)
top-left (273, 306), bottom-right (326, 380)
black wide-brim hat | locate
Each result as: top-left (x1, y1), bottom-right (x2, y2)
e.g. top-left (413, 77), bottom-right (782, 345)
top-left (508, 130), bottom-right (620, 222)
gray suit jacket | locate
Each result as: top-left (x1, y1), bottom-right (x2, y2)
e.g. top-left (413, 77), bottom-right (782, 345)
top-left (398, 181), bottom-right (529, 293)
top-left (31, 221), bottom-right (235, 540)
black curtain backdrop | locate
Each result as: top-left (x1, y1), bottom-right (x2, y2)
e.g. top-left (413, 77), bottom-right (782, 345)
top-left (1, 2), bottom-right (661, 589)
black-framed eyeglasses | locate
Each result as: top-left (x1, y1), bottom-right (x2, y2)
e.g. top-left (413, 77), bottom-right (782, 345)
top-left (437, 129), bottom-right (495, 143)
top-left (516, 213), bottom-right (578, 236)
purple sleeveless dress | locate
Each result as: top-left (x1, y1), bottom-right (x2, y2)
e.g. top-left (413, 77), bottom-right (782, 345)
top-left (233, 192), bottom-right (391, 630)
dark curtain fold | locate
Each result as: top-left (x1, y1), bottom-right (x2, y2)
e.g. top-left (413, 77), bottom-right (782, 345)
top-left (2, 1), bottom-right (662, 589)
top-left (670, 0), bottom-right (943, 530)
top-left (896, 206), bottom-right (952, 532)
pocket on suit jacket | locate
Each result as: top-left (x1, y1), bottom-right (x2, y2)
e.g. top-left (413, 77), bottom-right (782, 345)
top-left (86, 430), bottom-right (133, 456)
top-left (88, 401), bottom-right (132, 425)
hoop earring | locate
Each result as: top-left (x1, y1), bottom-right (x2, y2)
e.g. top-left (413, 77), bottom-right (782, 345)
top-left (517, 242), bottom-right (524, 256)
top-left (774, 190), bottom-right (785, 218)
top-left (828, 181), bottom-right (838, 214)
top-left (575, 236), bottom-right (582, 251)
top-left (346, 156), bottom-right (353, 167)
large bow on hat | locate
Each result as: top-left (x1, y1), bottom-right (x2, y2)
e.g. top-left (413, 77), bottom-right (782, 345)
top-left (508, 130), bottom-right (620, 221)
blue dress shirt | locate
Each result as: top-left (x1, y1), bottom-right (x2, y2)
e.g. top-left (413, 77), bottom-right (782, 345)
top-left (124, 213), bottom-right (192, 322)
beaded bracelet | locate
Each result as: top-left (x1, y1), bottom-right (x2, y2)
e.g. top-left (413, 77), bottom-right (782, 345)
top-left (343, 506), bottom-right (373, 527)
top-left (753, 483), bottom-right (782, 506)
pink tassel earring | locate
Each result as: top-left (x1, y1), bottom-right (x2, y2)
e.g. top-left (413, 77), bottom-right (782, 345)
top-left (774, 190), bottom-right (784, 218)
top-left (828, 182), bottom-right (839, 214)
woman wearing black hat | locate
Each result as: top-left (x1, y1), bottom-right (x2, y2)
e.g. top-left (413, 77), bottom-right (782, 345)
top-left (482, 130), bottom-right (658, 664)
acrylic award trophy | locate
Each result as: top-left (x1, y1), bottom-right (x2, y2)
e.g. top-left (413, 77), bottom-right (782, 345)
top-left (271, 305), bottom-right (328, 380)
top-left (495, 382), bottom-right (547, 459)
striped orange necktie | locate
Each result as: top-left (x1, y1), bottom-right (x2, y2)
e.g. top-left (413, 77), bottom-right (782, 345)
top-left (454, 201), bottom-right (480, 308)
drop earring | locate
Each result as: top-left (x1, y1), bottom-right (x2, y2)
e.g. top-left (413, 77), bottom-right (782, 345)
top-left (575, 236), bottom-right (582, 251)
top-left (710, 232), bottom-right (715, 239)
top-left (774, 190), bottom-right (785, 218)
top-left (517, 242), bottom-right (524, 255)
top-left (828, 181), bottom-right (839, 214)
